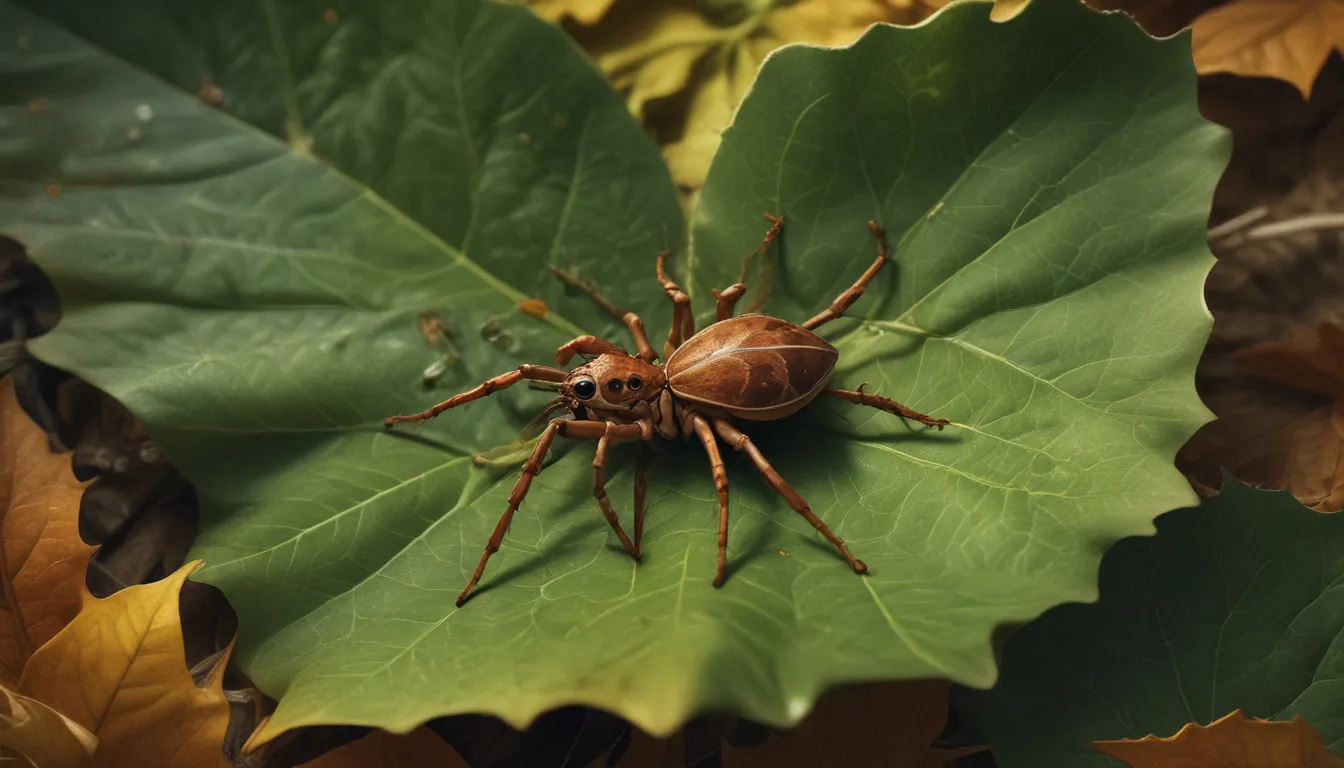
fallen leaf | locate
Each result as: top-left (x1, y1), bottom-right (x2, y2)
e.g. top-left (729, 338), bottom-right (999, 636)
top-left (297, 726), bottom-right (469, 768)
top-left (1236, 321), bottom-right (1344, 395)
top-left (1183, 321), bottom-right (1344, 510)
top-left (0, 377), bottom-right (94, 686)
top-left (1191, 0), bottom-right (1344, 98)
top-left (529, 0), bottom-right (618, 25)
top-left (723, 681), bottom-right (964, 768)
top-left (0, 684), bottom-right (96, 768)
top-left (1092, 709), bottom-right (1344, 768)
top-left (19, 561), bottom-right (232, 767)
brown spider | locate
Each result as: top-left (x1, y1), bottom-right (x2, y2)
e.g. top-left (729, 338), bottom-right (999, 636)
top-left (386, 217), bottom-right (950, 606)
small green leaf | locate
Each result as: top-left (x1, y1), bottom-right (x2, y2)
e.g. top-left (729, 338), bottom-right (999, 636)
top-left (964, 477), bottom-right (1344, 766)
top-left (4, 0), bottom-right (1228, 741)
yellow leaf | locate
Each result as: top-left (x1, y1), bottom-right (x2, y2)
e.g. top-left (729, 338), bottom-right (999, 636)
top-left (0, 377), bottom-right (94, 687)
top-left (1091, 709), bottom-right (1344, 767)
top-left (0, 684), bottom-right (97, 768)
top-left (529, 0), bottom-right (618, 25)
top-left (924, 0), bottom-right (1031, 22)
top-left (589, 5), bottom-right (734, 118)
top-left (1192, 0), bottom-right (1344, 98)
top-left (722, 681), bottom-right (967, 768)
top-left (19, 562), bottom-right (232, 768)
top-left (297, 727), bottom-right (470, 767)
top-left (662, 64), bottom-right (735, 190)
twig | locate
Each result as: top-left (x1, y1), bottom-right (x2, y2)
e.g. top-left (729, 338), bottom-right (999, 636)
top-left (1211, 210), bottom-right (1344, 248)
top-left (1207, 206), bottom-right (1269, 240)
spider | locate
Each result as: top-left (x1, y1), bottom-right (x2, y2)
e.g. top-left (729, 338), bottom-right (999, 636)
top-left (386, 217), bottom-right (950, 606)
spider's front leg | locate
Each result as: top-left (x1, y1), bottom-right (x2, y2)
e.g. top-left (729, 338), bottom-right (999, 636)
top-left (457, 418), bottom-right (650, 606)
top-left (555, 335), bottom-right (627, 366)
top-left (384, 364), bottom-right (567, 427)
top-left (590, 421), bottom-right (651, 559)
top-left (550, 267), bottom-right (659, 362)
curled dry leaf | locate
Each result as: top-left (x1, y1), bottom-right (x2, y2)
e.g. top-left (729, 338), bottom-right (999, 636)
top-left (297, 726), bottom-right (469, 768)
top-left (1092, 709), bottom-right (1344, 768)
top-left (0, 685), bottom-right (96, 768)
top-left (1184, 321), bottom-right (1344, 510)
top-left (0, 377), bottom-right (94, 686)
top-left (1191, 0), bottom-right (1344, 98)
top-left (723, 681), bottom-right (967, 768)
top-left (18, 562), bottom-right (232, 768)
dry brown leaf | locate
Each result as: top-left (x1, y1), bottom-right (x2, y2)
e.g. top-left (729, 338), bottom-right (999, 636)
top-left (0, 377), bottom-right (94, 687)
top-left (1181, 321), bottom-right (1344, 510)
top-left (723, 680), bottom-right (966, 768)
top-left (1092, 709), bottom-right (1344, 767)
top-left (19, 561), bottom-right (232, 768)
top-left (529, 0), bottom-right (619, 25)
top-left (0, 684), bottom-right (97, 768)
top-left (297, 726), bottom-right (470, 768)
top-left (1237, 321), bottom-right (1344, 395)
top-left (1192, 0), bottom-right (1344, 98)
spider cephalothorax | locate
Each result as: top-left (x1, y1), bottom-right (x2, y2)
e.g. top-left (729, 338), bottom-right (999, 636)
top-left (386, 217), bottom-right (950, 606)
top-left (561, 355), bottom-right (665, 414)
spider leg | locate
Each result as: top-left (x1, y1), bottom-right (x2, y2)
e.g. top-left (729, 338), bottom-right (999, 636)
top-left (634, 443), bottom-right (653, 553)
top-left (385, 364), bottom-right (566, 427)
top-left (592, 425), bottom-right (642, 560)
top-left (802, 220), bottom-right (889, 331)
top-left (551, 267), bottom-right (658, 362)
top-left (711, 284), bottom-right (747, 323)
top-left (458, 418), bottom-right (647, 606)
top-left (687, 412), bottom-right (731, 586)
top-left (824, 387), bottom-right (949, 430)
top-left (555, 335), bottom-right (628, 366)
top-left (731, 212), bottom-right (784, 317)
top-left (656, 251), bottom-right (695, 359)
top-left (711, 418), bottom-right (867, 575)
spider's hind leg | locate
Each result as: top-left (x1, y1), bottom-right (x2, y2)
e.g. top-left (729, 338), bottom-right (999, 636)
top-left (824, 386), bottom-right (949, 430)
top-left (711, 418), bottom-right (868, 575)
top-left (801, 220), bottom-right (890, 331)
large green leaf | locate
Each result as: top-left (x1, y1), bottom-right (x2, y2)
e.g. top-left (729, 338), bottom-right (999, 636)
top-left (4, 0), bottom-right (1227, 741)
top-left (965, 478), bottom-right (1344, 765)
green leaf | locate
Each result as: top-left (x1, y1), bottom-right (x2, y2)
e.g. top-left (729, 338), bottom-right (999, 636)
top-left (3, 0), bottom-right (1227, 741)
top-left (964, 477), bottom-right (1344, 765)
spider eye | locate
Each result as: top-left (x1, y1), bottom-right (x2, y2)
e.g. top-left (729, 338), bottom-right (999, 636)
top-left (573, 379), bottom-right (596, 400)
top-left (627, 376), bottom-right (643, 391)
top-left (606, 379), bottom-right (623, 393)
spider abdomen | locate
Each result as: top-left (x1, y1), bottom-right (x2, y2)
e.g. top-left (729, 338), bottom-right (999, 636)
top-left (665, 314), bottom-right (838, 420)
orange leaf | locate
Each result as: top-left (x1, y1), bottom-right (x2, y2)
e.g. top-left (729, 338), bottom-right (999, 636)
top-left (297, 726), bottom-right (470, 767)
top-left (723, 680), bottom-right (964, 768)
top-left (0, 377), bottom-right (94, 686)
top-left (1191, 0), bottom-right (1344, 98)
top-left (0, 683), bottom-right (97, 768)
top-left (1092, 709), bottom-right (1344, 767)
top-left (18, 562), bottom-right (232, 768)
